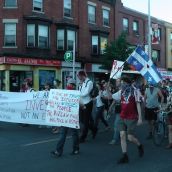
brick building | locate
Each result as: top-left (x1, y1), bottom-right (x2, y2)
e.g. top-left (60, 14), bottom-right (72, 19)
top-left (0, 0), bottom-right (168, 91)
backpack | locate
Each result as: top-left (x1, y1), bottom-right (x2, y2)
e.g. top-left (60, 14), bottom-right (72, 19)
top-left (85, 80), bottom-right (99, 98)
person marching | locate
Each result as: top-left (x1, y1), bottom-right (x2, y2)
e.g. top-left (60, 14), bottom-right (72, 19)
top-left (51, 79), bottom-right (80, 157)
top-left (116, 77), bottom-right (144, 164)
top-left (77, 70), bottom-right (96, 143)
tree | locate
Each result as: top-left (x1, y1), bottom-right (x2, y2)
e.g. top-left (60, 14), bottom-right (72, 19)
top-left (101, 32), bottom-right (133, 71)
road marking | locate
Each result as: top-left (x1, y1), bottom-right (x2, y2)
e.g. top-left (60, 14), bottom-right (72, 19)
top-left (22, 129), bottom-right (108, 147)
top-left (22, 136), bottom-right (72, 147)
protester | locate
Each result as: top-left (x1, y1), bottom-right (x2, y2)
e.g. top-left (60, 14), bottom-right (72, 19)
top-left (78, 70), bottom-right (96, 143)
top-left (116, 77), bottom-right (144, 164)
top-left (166, 88), bottom-right (172, 149)
top-left (51, 79), bottom-right (80, 157)
top-left (25, 78), bottom-right (34, 92)
top-left (94, 83), bottom-right (110, 138)
top-left (52, 79), bottom-right (61, 134)
top-left (144, 83), bottom-right (164, 139)
top-left (108, 84), bottom-right (121, 145)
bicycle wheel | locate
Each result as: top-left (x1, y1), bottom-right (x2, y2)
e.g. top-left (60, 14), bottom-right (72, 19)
top-left (153, 122), bottom-right (165, 146)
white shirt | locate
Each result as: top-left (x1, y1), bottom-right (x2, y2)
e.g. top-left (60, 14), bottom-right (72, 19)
top-left (112, 90), bottom-right (121, 102)
top-left (96, 91), bottom-right (104, 107)
top-left (79, 78), bottom-right (93, 105)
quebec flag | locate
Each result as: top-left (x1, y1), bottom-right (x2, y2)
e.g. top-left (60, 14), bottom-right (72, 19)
top-left (127, 46), bottom-right (162, 85)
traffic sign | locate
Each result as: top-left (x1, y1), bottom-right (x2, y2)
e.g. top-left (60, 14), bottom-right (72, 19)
top-left (64, 51), bottom-right (73, 62)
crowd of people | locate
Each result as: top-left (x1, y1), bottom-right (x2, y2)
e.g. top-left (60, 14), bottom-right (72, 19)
top-left (18, 70), bottom-right (172, 164)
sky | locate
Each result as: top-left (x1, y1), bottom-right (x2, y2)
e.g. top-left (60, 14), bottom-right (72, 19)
top-left (121, 0), bottom-right (172, 23)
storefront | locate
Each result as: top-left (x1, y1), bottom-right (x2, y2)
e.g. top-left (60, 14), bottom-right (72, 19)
top-left (0, 56), bottom-right (61, 92)
top-left (85, 63), bottom-right (110, 82)
top-left (61, 61), bottom-right (82, 88)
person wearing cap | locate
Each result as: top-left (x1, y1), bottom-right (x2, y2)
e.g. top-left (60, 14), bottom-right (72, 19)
top-left (144, 83), bottom-right (164, 139)
top-left (51, 79), bottom-right (80, 157)
top-left (116, 77), bottom-right (144, 164)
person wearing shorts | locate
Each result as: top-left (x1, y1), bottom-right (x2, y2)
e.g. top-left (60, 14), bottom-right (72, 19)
top-left (144, 84), bottom-right (164, 139)
top-left (116, 77), bottom-right (144, 164)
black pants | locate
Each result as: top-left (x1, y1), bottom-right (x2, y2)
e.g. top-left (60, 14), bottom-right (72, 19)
top-left (79, 101), bottom-right (95, 140)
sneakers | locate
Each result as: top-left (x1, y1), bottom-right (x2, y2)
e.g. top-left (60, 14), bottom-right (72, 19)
top-left (117, 154), bottom-right (129, 164)
top-left (70, 150), bottom-right (79, 155)
top-left (50, 151), bottom-right (61, 158)
top-left (138, 144), bottom-right (144, 157)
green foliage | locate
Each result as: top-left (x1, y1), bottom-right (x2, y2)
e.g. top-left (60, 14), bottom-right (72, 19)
top-left (101, 32), bottom-right (133, 70)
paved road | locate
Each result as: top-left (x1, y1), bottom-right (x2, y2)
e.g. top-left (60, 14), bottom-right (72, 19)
top-left (0, 121), bottom-right (172, 172)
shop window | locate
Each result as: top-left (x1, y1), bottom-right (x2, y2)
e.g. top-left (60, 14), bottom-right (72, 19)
top-left (56, 28), bottom-right (77, 52)
top-left (88, 4), bottom-right (96, 24)
top-left (133, 20), bottom-right (139, 35)
top-left (64, 0), bottom-right (72, 17)
top-left (33, 0), bottom-right (43, 12)
top-left (4, 23), bottom-right (16, 47)
top-left (123, 18), bottom-right (129, 33)
top-left (102, 9), bottom-right (110, 27)
top-left (10, 71), bottom-right (33, 92)
top-left (26, 24), bottom-right (49, 49)
top-left (39, 70), bottom-right (55, 90)
top-left (91, 34), bottom-right (108, 55)
top-left (4, 0), bottom-right (17, 7)
top-left (0, 71), bottom-right (5, 91)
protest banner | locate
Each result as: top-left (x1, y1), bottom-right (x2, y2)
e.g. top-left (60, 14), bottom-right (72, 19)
top-left (46, 89), bottom-right (80, 129)
top-left (0, 91), bottom-right (49, 125)
top-left (110, 60), bottom-right (124, 79)
top-left (0, 89), bottom-right (80, 129)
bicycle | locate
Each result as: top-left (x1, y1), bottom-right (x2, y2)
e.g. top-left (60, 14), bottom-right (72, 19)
top-left (153, 108), bottom-right (168, 146)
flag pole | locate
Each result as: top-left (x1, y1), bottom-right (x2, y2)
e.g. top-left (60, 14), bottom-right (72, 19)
top-left (72, 41), bottom-right (75, 79)
top-left (148, 0), bottom-right (152, 59)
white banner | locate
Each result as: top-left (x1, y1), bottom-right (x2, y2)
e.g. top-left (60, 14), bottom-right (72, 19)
top-left (110, 60), bottom-right (124, 79)
top-left (46, 89), bottom-right (80, 129)
top-left (0, 90), bottom-right (80, 129)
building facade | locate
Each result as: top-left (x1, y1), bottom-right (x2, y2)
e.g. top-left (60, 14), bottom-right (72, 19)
top-left (0, 0), bottom-right (169, 91)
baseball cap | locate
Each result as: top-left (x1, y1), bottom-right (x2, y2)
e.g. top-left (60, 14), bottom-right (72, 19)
top-left (67, 78), bottom-right (76, 85)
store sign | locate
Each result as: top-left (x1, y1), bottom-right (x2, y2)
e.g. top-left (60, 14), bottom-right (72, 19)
top-left (0, 57), bottom-right (61, 66)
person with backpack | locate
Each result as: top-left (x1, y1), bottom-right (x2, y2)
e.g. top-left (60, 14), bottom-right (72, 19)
top-left (77, 70), bottom-right (97, 143)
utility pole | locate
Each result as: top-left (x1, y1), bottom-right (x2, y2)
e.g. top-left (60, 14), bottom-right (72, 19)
top-left (148, 0), bottom-right (152, 59)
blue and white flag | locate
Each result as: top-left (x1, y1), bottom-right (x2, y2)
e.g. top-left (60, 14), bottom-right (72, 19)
top-left (127, 46), bottom-right (162, 85)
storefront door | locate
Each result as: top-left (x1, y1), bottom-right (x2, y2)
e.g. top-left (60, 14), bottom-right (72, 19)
top-left (10, 71), bottom-right (33, 92)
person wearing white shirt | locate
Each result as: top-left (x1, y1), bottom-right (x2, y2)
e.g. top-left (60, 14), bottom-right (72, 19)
top-left (94, 84), bottom-right (110, 138)
top-left (78, 71), bottom-right (96, 143)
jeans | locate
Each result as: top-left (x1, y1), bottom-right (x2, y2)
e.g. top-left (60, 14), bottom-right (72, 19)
top-left (95, 105), bottom-right (109, 129)
top-left (112, 113), bottom-right (120, 142)
top-left (56, 127), bottom-right (79, 155)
